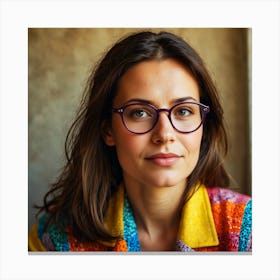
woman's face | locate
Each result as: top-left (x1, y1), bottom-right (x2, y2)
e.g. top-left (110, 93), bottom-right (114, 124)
top-left (103, 59), bottom-right (203, 189)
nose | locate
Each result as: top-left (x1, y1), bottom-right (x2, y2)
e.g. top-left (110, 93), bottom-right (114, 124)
top-left (151, 111), bottom-right (176, 144)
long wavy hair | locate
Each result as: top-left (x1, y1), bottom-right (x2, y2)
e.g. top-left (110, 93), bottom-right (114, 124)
top-left (36, 31), bottom-right (229, 243)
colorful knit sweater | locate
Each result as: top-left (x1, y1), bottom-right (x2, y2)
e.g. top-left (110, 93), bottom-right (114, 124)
top-left (28, 184), bottom-right (252, 252)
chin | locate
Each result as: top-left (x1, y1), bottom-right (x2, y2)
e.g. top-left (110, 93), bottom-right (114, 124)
top-left (146, 175), bottom-right (188, 189)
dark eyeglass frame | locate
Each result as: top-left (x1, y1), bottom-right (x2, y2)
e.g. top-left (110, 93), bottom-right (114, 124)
top-left (112, 101), bottom-right (210, 134)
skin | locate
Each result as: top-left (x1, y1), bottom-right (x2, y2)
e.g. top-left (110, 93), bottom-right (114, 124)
top-left (103, 58), bottom-right (203, 250)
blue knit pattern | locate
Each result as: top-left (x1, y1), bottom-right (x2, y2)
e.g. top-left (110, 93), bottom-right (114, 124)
top-left (238, 199), bottom-right (252, 251)
top-left (37, 213), bottom-right (70, 251)
top-left (123, 195), bottom-right (141, 251)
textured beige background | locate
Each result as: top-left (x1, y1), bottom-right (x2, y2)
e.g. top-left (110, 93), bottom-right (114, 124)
top-left (28, 28), bottom-right (251, 230)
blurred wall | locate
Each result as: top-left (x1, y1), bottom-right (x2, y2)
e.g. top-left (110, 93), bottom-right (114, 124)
top-left (28, 28), bottom-right (251, 231)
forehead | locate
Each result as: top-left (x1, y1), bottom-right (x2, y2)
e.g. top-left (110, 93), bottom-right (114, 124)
top-left (114, 58), bottom-right (200, 106)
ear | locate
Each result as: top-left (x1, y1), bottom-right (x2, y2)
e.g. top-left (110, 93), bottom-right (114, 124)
top-left (101, 120), bottom-right (115, 147)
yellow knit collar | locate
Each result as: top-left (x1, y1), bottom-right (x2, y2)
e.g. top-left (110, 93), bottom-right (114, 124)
top-left (103, 183), bottom-right (219, 249)
top-left (177, 184), bottom-right (219, 248)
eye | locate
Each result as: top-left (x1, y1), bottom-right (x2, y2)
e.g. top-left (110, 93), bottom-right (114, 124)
top-left (125, 105), bottom-right (155, 121)
top-left (131, 109), bottom-right (149, 119)
top-left (176, 108), bottom-right (191, 116)
top-left (173, 106), bottom-right (192, 119)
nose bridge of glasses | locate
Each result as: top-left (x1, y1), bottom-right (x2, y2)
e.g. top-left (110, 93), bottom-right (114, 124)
top-left (157, 108), bottom-right (171, 118)
top-left (154, 108), bottom-right (174, 130)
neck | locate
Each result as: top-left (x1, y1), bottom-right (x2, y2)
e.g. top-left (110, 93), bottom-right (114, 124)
top-left (123, 178), bottom-right (187, 250)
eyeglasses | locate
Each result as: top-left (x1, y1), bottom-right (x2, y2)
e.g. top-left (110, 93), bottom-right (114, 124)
top-left (112, 101), bottom-right (210, 134)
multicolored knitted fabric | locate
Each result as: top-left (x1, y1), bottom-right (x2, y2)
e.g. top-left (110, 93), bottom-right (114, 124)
top-left (29, 184), bottom-right (252, 252)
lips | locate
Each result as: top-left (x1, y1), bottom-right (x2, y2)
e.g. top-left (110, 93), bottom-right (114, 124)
top-left (145, 153), bottom-right (181, 167)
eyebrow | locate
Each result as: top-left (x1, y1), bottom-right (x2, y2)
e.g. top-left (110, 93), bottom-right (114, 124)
top-left (123, 96), bottom-right (198, 106)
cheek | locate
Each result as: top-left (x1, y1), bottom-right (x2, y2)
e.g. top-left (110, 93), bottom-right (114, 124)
top-left (116, 135), bottom-right (140, 154)
top-left (181, 128), bottom-right (203, 156)
top-left (114, 136), bottom-right (146, 176)
top-left (111, 119), bottom-right (144, 160)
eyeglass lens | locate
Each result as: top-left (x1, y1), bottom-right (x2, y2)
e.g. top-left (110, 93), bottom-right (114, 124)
top-left (122, 102), bottom-right (206, 133)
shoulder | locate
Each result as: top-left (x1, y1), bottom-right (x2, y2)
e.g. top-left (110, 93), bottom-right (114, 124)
top-left (34, 213), bottom-right (115, 251)
top-left (206, 187), bottom-right (252, 221)
top-left (36, 213), bottom-right (70, 251)
top-left (206, 187), bottom-right (252, 251)
top-left (206, 187), bottom-right (251, 204)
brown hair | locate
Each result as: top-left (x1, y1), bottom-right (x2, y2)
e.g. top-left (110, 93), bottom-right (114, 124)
top-left (37, 31), bottom-right (229, 243)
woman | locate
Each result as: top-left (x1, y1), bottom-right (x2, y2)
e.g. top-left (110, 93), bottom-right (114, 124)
top-left (28, 31), bottom-right (252, 252)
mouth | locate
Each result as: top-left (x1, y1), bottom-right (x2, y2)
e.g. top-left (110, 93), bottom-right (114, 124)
top-left (145, 153), bottom-right (182, 167)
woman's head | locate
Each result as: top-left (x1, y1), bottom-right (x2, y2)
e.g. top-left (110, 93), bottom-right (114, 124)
top-left (82, 31), bottom-right (229, 192)
top-left (103, 58), bottom-right (204, 193)
top-left (42, 31), bottom-right (229, 242)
